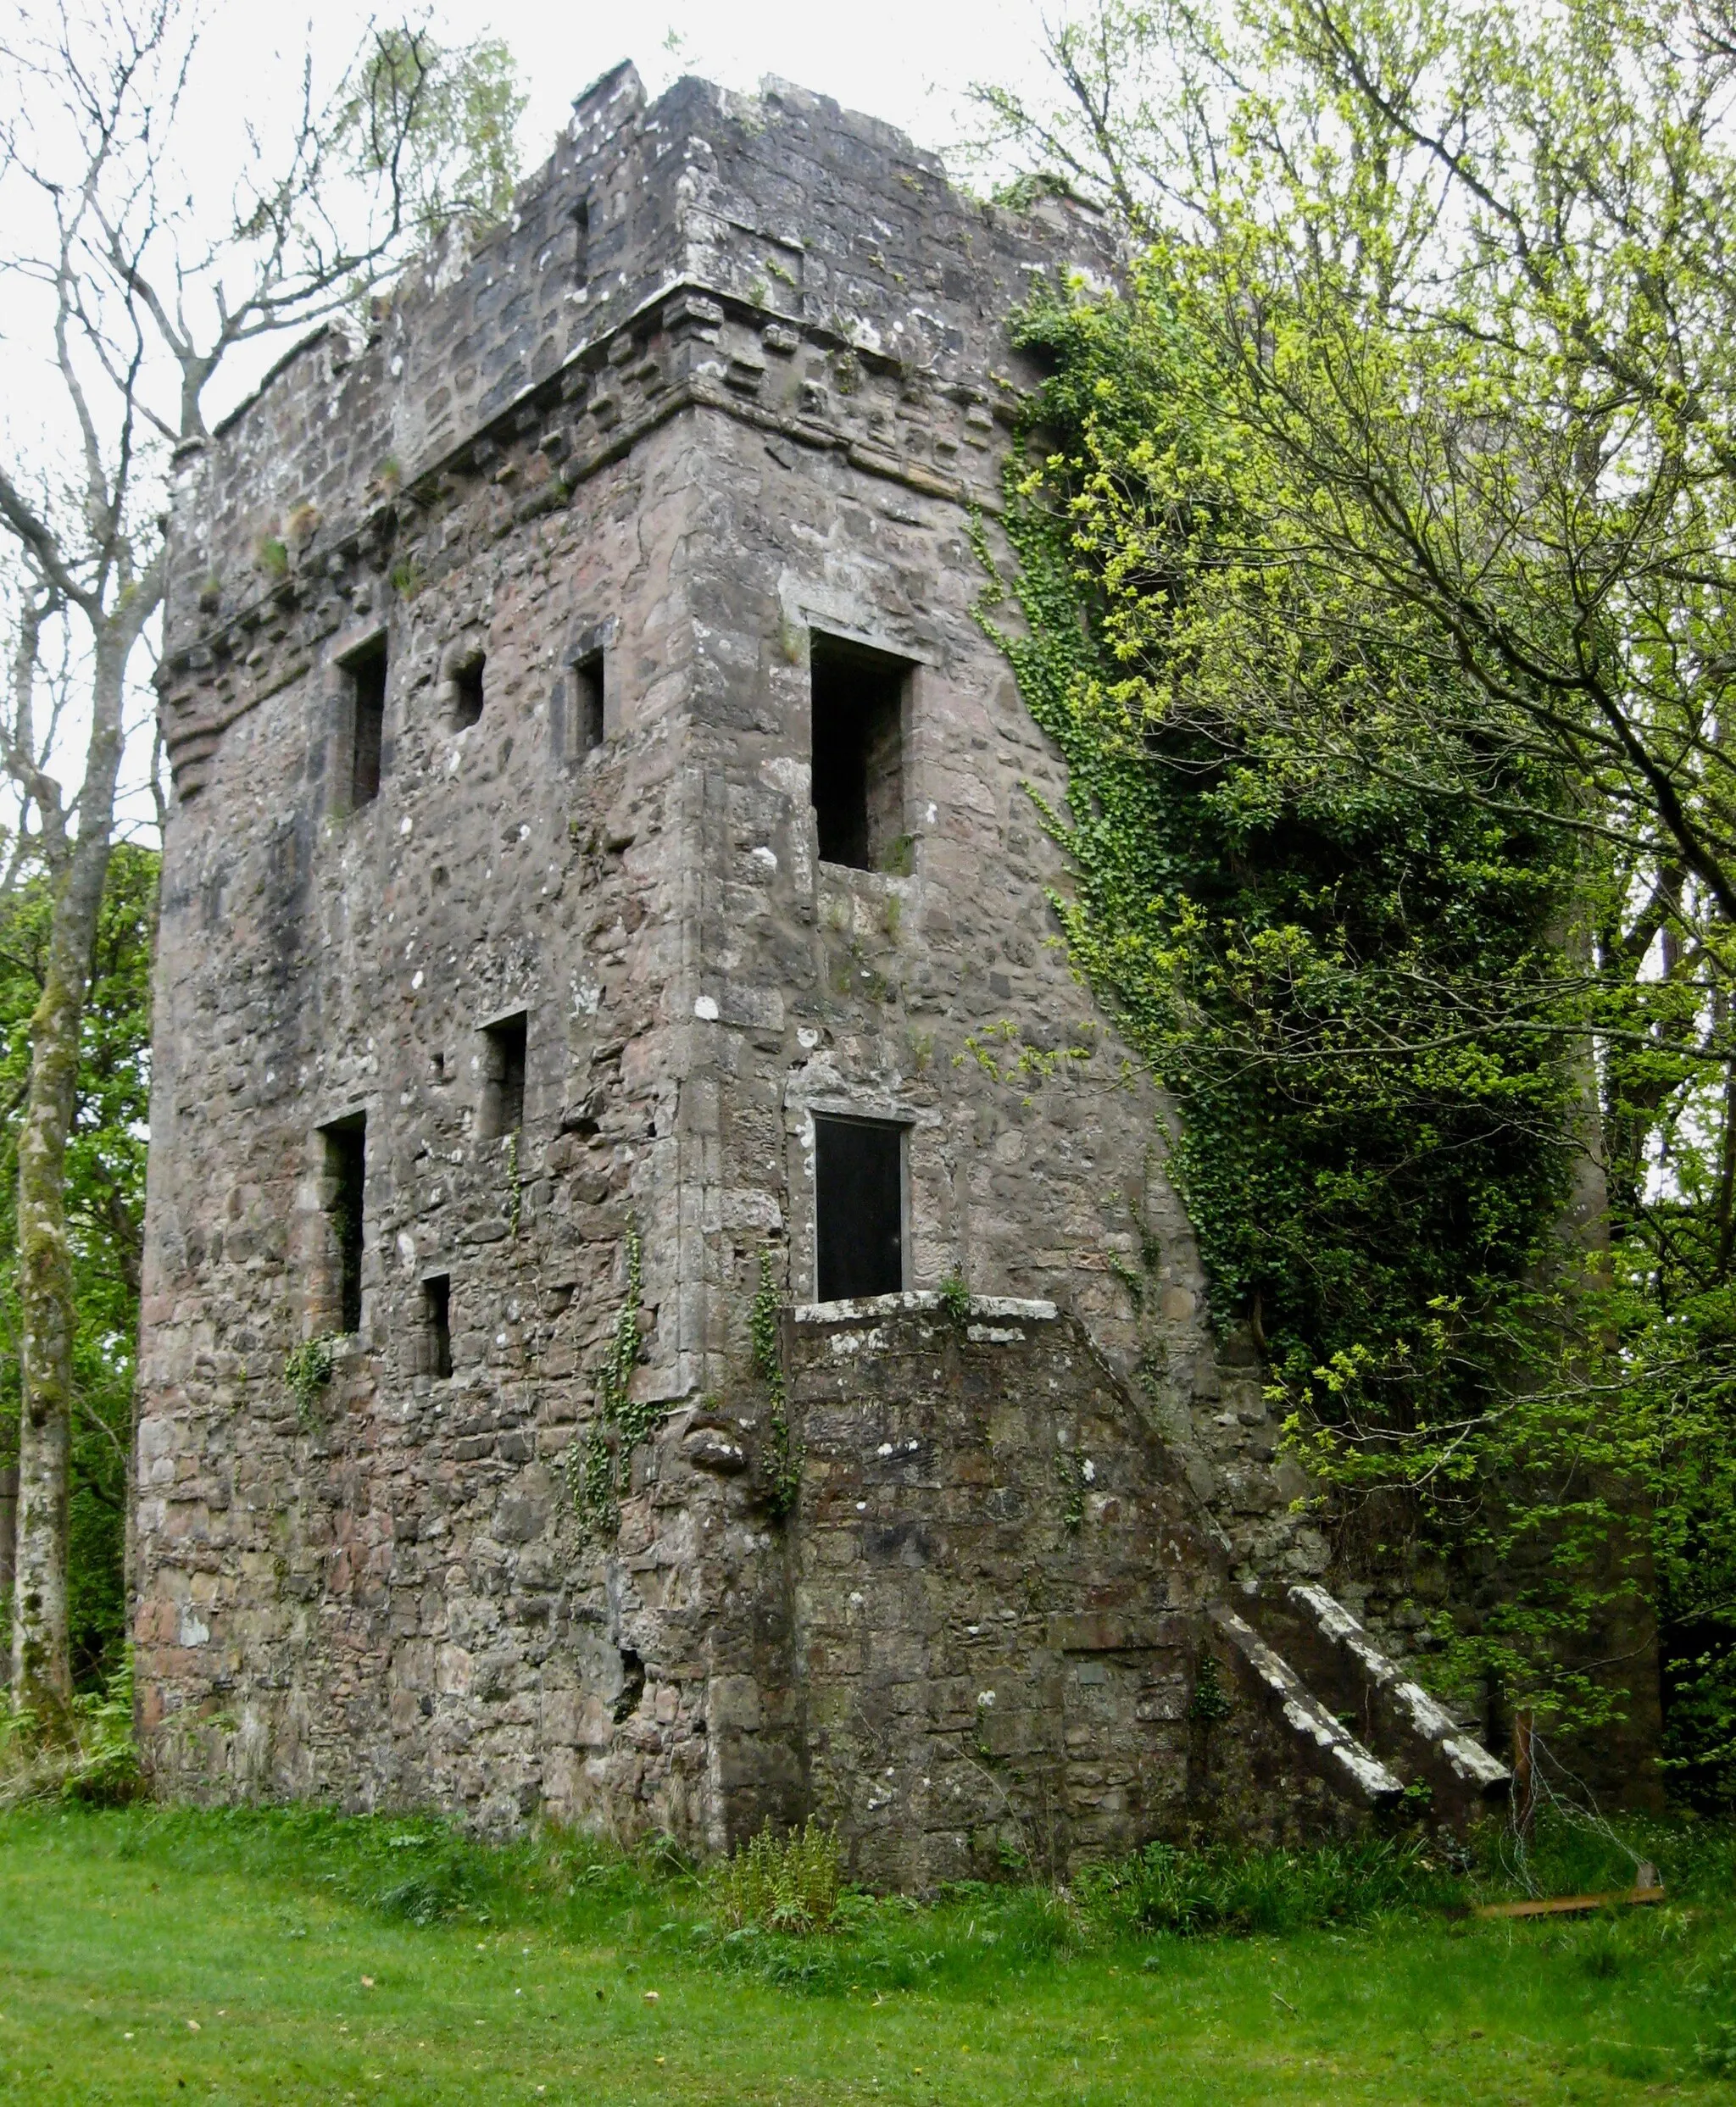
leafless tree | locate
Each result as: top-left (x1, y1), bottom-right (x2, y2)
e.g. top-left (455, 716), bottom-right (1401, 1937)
top-left (0, 0), bottom-right (521, 1718)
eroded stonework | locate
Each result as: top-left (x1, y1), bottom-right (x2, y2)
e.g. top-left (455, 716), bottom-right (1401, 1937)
top-left (135, 63), bottom-right (1473, 1868)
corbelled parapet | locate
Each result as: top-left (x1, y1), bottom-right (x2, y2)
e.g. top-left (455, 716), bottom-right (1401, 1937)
top-left (156, 64), bottom-right (1110, 799)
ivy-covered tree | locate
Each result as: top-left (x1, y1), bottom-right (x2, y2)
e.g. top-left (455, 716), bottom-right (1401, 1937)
top-left (976, 0), bottom-right (1736, 1799)
top-left (0, 843), bottom-right (154, 1688)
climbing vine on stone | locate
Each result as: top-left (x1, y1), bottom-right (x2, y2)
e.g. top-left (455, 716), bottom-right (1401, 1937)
top-left (976, 284), bottom-right (1649, 1727)
top-left (752, 1249), bottom-right (801, 1518)
top-left (283, 1335), bottom-right (341, 1426)
top-left (567, 1226), bottom-right (651, 1541)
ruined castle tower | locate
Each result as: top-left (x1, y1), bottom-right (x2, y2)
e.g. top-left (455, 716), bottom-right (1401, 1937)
top-left (135, 64), bottom-right (1510, 1877)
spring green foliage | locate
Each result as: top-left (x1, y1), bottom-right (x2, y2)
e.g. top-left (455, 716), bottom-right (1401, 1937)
top-left (0, 844), bottom-right (155, 1690)
top-left (330, 27), bottom-right (525, 244)
top-left (989, 286), bottom-right (1578, 1431)
top-left (713, 1819), bottom-right (844, 1935)
top-left (974, 0), bottom-right (1736, 1789)
top-left (751, 1249), bottom-right (802, 1517)
top-left (2, 1805), bottom-right (1734, 2100)
top-left (282, 1335), bottom-right (339, 1419)
top-left (566, 1229), bottom-right (650, 1540)
top-left (0, 1648), bottom-right (138, 1810)
top-left (983, 287), bottom-right (1618, 1719)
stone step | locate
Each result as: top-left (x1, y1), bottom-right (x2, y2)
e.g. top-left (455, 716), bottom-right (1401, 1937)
top-left (1207, 1601), bottom-right (1405, 1815)
top-left (1245, 1582), bottom-right (1510, 1823)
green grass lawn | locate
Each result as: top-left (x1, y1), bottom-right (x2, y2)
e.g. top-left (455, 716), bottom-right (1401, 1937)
top-left (3, 1804), bottom-right (1733, 2104)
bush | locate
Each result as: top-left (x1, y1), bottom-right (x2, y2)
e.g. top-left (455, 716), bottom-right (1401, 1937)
top-left (0, 1648), bottom-right (140, 1810)
top-left (714, 1818), bottom-right (844, 1934)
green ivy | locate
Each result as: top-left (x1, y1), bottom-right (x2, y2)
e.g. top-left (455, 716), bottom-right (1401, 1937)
top-left (976, 286), bottom-right (1657, 1730)
top-left (752, 1250), bottom-right (802, 1519)
top-left (565, 1228), bottom-right (651, 1541)
top-left (985, 286), bottom-right (1579, 1437)
top-left (283, 1335), bottom-right (341, 1422)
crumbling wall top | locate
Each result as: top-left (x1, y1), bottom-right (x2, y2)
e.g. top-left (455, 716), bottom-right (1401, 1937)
top-left (158, 63), bottom-right (1113, 675)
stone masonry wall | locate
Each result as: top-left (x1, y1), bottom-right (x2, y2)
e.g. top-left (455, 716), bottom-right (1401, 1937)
top-left (135, 64), bottom-right (1333, 1856)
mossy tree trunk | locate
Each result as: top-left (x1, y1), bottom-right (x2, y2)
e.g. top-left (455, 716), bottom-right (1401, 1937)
top-left (10, 623), bottom-right (135, 1720)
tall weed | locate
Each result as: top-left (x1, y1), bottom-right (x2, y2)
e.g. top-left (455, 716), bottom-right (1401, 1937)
top-left (0, 1649), bottom-right (139, 1809)
top-left (714, 1818), bottom-right (843, 1933)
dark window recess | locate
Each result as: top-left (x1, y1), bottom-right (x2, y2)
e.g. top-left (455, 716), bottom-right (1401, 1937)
top-left (346, 638), bottom-right (387, 808)
top-left (452, 652), bottom-right (485, 730)
top-left (323, 1117), bottom-right (366, 1332)
top-left (815, 1115), bottom-right (904, 1300)
top-left (481, 1013), bottom-right (528, 1138)
top-left (575, 649), bottom-right (605, 753)
top-left (613, 1647), bottom-right (645, 1722)
top-left (573, 197), bottom-right (591, 281)
top-left (810, 634), bottom-right (910, 871)
top-left (423, 1275), bottom-right (453, 1380)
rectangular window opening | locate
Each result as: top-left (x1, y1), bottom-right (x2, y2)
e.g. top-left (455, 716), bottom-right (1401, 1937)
top-left (574, 197), bottom-right (591, 283)
top-left (481, 1012), bottom-right (528, 1139)
top-left (345, 637), bottom-right (387, 808)
top-left (322, 1115), bottom-right (366, 1334)
top-left (810, 634), bottom-right (910, 872)
top-left (423, 1274), bottom-right (453, 1380)
top-left (452, 651), bottom-right (485, 731)
top-left (815, 1115), bottom-right (905, 1301)
top-left (575, 649), bottom-right (605, 754)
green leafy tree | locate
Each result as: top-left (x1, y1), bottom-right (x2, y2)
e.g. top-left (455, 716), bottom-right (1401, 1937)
top-left (976, 0), bottom-right (1736, 1794)
top-left (0, 844), bottom-right (154, 1688)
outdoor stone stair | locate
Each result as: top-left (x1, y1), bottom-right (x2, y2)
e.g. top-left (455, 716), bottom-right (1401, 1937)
top-left (1239, 1581), bottom-right (1511, 1825)
top-left (1208, 1601), bottom-right (1407, 1817)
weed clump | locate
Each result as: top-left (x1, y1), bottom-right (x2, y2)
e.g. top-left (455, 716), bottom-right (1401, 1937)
top-left (715, 1818), bottom-right (844, 1934)
top-left (1076, 1833), bottom-right (1458, 1939)
top-left (0, 1649), bottom-right (140, 1810)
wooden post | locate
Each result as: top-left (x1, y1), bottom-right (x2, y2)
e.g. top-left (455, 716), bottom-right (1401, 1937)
top-left (1513, 1707), bottom-right (1536, 1840)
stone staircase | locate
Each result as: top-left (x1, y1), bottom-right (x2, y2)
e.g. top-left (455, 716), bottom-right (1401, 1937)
top-left (1213, 1582), bottom-right (1511, 1827)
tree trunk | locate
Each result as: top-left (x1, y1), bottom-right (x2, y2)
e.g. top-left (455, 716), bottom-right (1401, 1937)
top-left (9, 625), bottom-right (130, 1718)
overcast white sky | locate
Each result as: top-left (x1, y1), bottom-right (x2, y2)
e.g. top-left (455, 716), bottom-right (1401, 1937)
top-left (2, 0), bottom-right (1063, 840)
top-left (440, 0), bottom-right (1052, 172)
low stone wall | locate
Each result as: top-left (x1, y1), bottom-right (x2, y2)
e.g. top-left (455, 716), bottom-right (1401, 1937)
top-left (783, 1294), bottom-right (1237, 1885)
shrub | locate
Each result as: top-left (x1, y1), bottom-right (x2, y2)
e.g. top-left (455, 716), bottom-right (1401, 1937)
top-left (715, 1818), bottom-right (844, 1934)
top-left (0, 1648), bottom-right (141, 1810)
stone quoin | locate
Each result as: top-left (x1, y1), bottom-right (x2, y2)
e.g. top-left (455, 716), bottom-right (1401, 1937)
top-left (133, 61), bottom-right (1517, 1878)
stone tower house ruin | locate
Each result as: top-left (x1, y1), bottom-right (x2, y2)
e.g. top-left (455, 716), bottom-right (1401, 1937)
top-left (135, 64), bottom-right (1511, 1879)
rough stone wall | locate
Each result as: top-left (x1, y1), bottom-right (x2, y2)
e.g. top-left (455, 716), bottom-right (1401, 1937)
top-left (785, 1296), bottom-right (1221, 1887)
top-left (134, 64), bottom-right (1335, 1854)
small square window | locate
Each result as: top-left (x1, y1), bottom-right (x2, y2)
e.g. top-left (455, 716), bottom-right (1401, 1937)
top-left (815, 1115), bottom-right (904, 1300)
top-left (810, 635), bottom-right (910, 872)
top-left (344, 638), bottom-right (387, 809)
top-left (479, 1013), bottom-right (527, 1139)
top-left (422, 1275), bottom-right (453, 1380)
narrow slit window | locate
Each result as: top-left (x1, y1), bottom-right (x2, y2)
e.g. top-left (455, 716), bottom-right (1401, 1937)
top-left (423, 1275), bottom-right (453, 1380)
top-left (481, 1013), bottom-right (528, 1139)
top-left (346, 638), bottom-right (387, 808)
top-left (451, 651), bottom-right (485, 731)
top-left (574, 197), bottom-right (591, 283)
top-left (322, 1116), bottom-right (366, 1333)
top-left (810, 635), bottom-right (910, 872)
top-left (815, 1115), bottom-right (904, 1301)
top-left (575, 649), bottom-right (605, 753)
